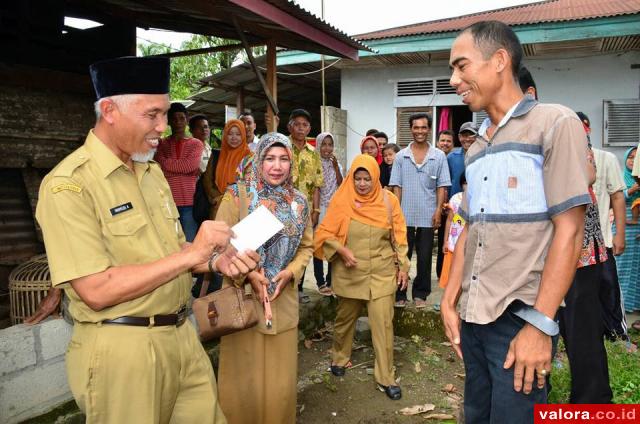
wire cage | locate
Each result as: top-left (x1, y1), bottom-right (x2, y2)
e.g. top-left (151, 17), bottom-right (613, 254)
top-left (8, 254), bottom-right (51, 325)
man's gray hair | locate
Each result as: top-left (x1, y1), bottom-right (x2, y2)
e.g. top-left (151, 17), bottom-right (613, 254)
top-left (94, 94), bottom-right (137, 121)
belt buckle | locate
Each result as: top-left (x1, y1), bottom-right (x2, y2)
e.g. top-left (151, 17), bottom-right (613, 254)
top-left (176, 306), bottom-right (187, 326)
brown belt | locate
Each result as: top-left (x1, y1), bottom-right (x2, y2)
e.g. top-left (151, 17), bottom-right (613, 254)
top-left (102, 307), bottom-right (188, 327)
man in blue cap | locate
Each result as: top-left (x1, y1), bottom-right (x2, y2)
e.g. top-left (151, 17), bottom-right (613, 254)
top-left (35, 56), bottom-right (259, 423)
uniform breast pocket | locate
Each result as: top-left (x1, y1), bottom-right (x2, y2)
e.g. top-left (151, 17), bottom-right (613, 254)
top-left (104, 213), bottom-right (148, 258)
top-left (106, 213), bottom-right (147, 236)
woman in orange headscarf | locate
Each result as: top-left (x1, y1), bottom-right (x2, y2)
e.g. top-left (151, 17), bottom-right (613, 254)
top-left (202, 119), bottom-right (250, 219)
top-left (315, 154), bottom-right (409, 400)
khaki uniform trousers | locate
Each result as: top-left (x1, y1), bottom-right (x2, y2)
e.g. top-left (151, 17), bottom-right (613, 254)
top-left (332, 294), bottom-right (395, 386)
top-left (218, 327), bottom-right (298, 424)
top-left (66, 320), bottom-right (225, 424)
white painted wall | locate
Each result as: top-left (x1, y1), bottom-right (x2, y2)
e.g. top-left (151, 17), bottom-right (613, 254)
top-left (341, 52), bottom-right (640, 167)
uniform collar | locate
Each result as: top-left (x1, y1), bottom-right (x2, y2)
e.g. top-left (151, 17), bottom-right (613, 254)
top-left (84, 130), bottom-right (132, 179)
top-left (479, 94), bottom-right (538, 137)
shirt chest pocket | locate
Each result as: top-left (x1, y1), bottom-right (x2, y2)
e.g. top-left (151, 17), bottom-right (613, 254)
top-left (106, 213), bottom-right (147, 236)
top-left (104, 213), bottom-right (148, 259)
top-left (418, 160), bottom-right (438, 190)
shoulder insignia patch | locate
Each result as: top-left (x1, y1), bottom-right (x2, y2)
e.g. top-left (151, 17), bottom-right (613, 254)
top-left (222, 192), bottom-right (233, 202)
top-left (52, 183), bottom-right (82, 194)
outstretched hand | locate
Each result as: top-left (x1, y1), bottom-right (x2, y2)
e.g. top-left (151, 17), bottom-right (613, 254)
top-left (24, 288), bottom-right (62, 325)
top-left (269, 269), bottom-right (294, 302)
top-left (190, 220), bottom-right (234, 264)
top-left (215, 247), bottom-right (260, 279)
top-left (247, 269), bottom-right (269, 302)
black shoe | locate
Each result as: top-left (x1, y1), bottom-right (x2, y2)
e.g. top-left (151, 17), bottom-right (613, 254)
top-left (330, 365), bottom-right (346, 377)
top-left (377, 383), bottom-right (402, 400)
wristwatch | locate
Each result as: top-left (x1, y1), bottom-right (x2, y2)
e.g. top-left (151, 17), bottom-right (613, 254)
top-left (208, 252), bottom-right (223, 276)
top-left (511, 303), bottom-right (559, 336)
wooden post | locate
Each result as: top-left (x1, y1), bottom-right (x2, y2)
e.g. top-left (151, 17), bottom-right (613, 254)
top-left (232, 17), bottom-right (278, 119)
top-left (266, 39), bottom-right (278, 132)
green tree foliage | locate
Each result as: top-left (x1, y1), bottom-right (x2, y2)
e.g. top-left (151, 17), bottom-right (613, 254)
top-left (139, 35), bottom-right (265, 100)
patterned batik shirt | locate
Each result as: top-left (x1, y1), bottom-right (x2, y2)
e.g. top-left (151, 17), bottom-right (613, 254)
top-left (291, 140), bottom-right (324, 203)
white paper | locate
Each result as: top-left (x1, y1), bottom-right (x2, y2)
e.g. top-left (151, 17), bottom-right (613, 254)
top-left (230, 205), bottom-right (284, 252)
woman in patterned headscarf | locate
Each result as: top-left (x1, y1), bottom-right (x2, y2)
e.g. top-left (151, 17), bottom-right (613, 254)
top-left (314, 131), bottom-right (343, 295)
top-left (216, 132), bottom-right (313, 424)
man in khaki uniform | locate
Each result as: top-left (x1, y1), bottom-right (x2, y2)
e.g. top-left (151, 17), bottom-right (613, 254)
top-left (36, 56), bottom-right (258, 424)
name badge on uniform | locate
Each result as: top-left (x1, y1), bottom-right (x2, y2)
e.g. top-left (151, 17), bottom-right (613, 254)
top-left (110, 202), bottom-right (133, 216)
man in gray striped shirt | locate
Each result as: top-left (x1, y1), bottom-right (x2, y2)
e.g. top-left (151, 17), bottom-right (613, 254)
top-left (441, 21), bottom-right (589, 423)
top-left (389, 113), bottom-right (451, 308)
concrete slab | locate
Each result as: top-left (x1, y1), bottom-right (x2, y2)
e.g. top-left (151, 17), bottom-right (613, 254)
top-left (0, 324), bottom-right (36, 376)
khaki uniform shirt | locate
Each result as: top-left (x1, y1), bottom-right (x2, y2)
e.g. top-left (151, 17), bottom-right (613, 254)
top-left (215, 192), bottom-right (314, 335)
top-left (593, 148), bottom-right (625, 248)
top-left (458, 96), bottom-right (591, 324)
top-left (291, 140), bottom-right (324, 203)
top-left (324, 220), bottom-right (410, 301)
top-left (36, 131), bottom-right (191, 323)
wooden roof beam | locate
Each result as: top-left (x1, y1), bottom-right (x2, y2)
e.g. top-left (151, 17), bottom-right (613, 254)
top-left (228, 0), bottom-right (359, 60)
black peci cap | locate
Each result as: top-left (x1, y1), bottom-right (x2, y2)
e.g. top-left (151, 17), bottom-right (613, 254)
top-left (89, 56), bottom-right (170, 100)
top-left (289, 108), bottom-right (312, 122)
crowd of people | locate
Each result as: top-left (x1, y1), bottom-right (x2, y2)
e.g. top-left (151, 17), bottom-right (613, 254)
top-left (29, 18), bottom-right (640, 424)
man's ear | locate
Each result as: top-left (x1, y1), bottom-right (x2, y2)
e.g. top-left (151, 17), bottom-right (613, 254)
top-left (100, 99), bottom-right (118, 124)
top-left (493, 48), bottom-right (510, 74)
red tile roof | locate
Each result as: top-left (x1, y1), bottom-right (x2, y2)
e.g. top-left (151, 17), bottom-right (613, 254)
top-left (356, 0), bottom-right (640, 41)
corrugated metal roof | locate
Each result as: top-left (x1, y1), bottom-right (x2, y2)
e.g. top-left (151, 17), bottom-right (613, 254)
top-left (356, 0), bottom-right (640, 41)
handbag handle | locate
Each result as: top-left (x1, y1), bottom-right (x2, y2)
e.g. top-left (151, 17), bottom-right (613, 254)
top-left (199, 276), bottom-right (211, 298)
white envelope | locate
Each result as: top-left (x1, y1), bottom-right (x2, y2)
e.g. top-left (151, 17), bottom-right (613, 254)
top-left (230, 205), bottom-right (284, 252)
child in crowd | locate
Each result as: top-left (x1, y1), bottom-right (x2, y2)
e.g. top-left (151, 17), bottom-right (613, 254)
top-left (315, 132), bottom-right (343, 295)
top-left (380, 143), bottom-right (400, 189)
top-left (439, 173), bottom-right (467, 289)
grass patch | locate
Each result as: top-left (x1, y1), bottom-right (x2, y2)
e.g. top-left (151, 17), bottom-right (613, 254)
top-left (549, 337), bottom-right (640, 403)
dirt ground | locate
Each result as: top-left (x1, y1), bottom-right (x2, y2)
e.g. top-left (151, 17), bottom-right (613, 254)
top-left (296, 324), bottom-right (463, 424)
